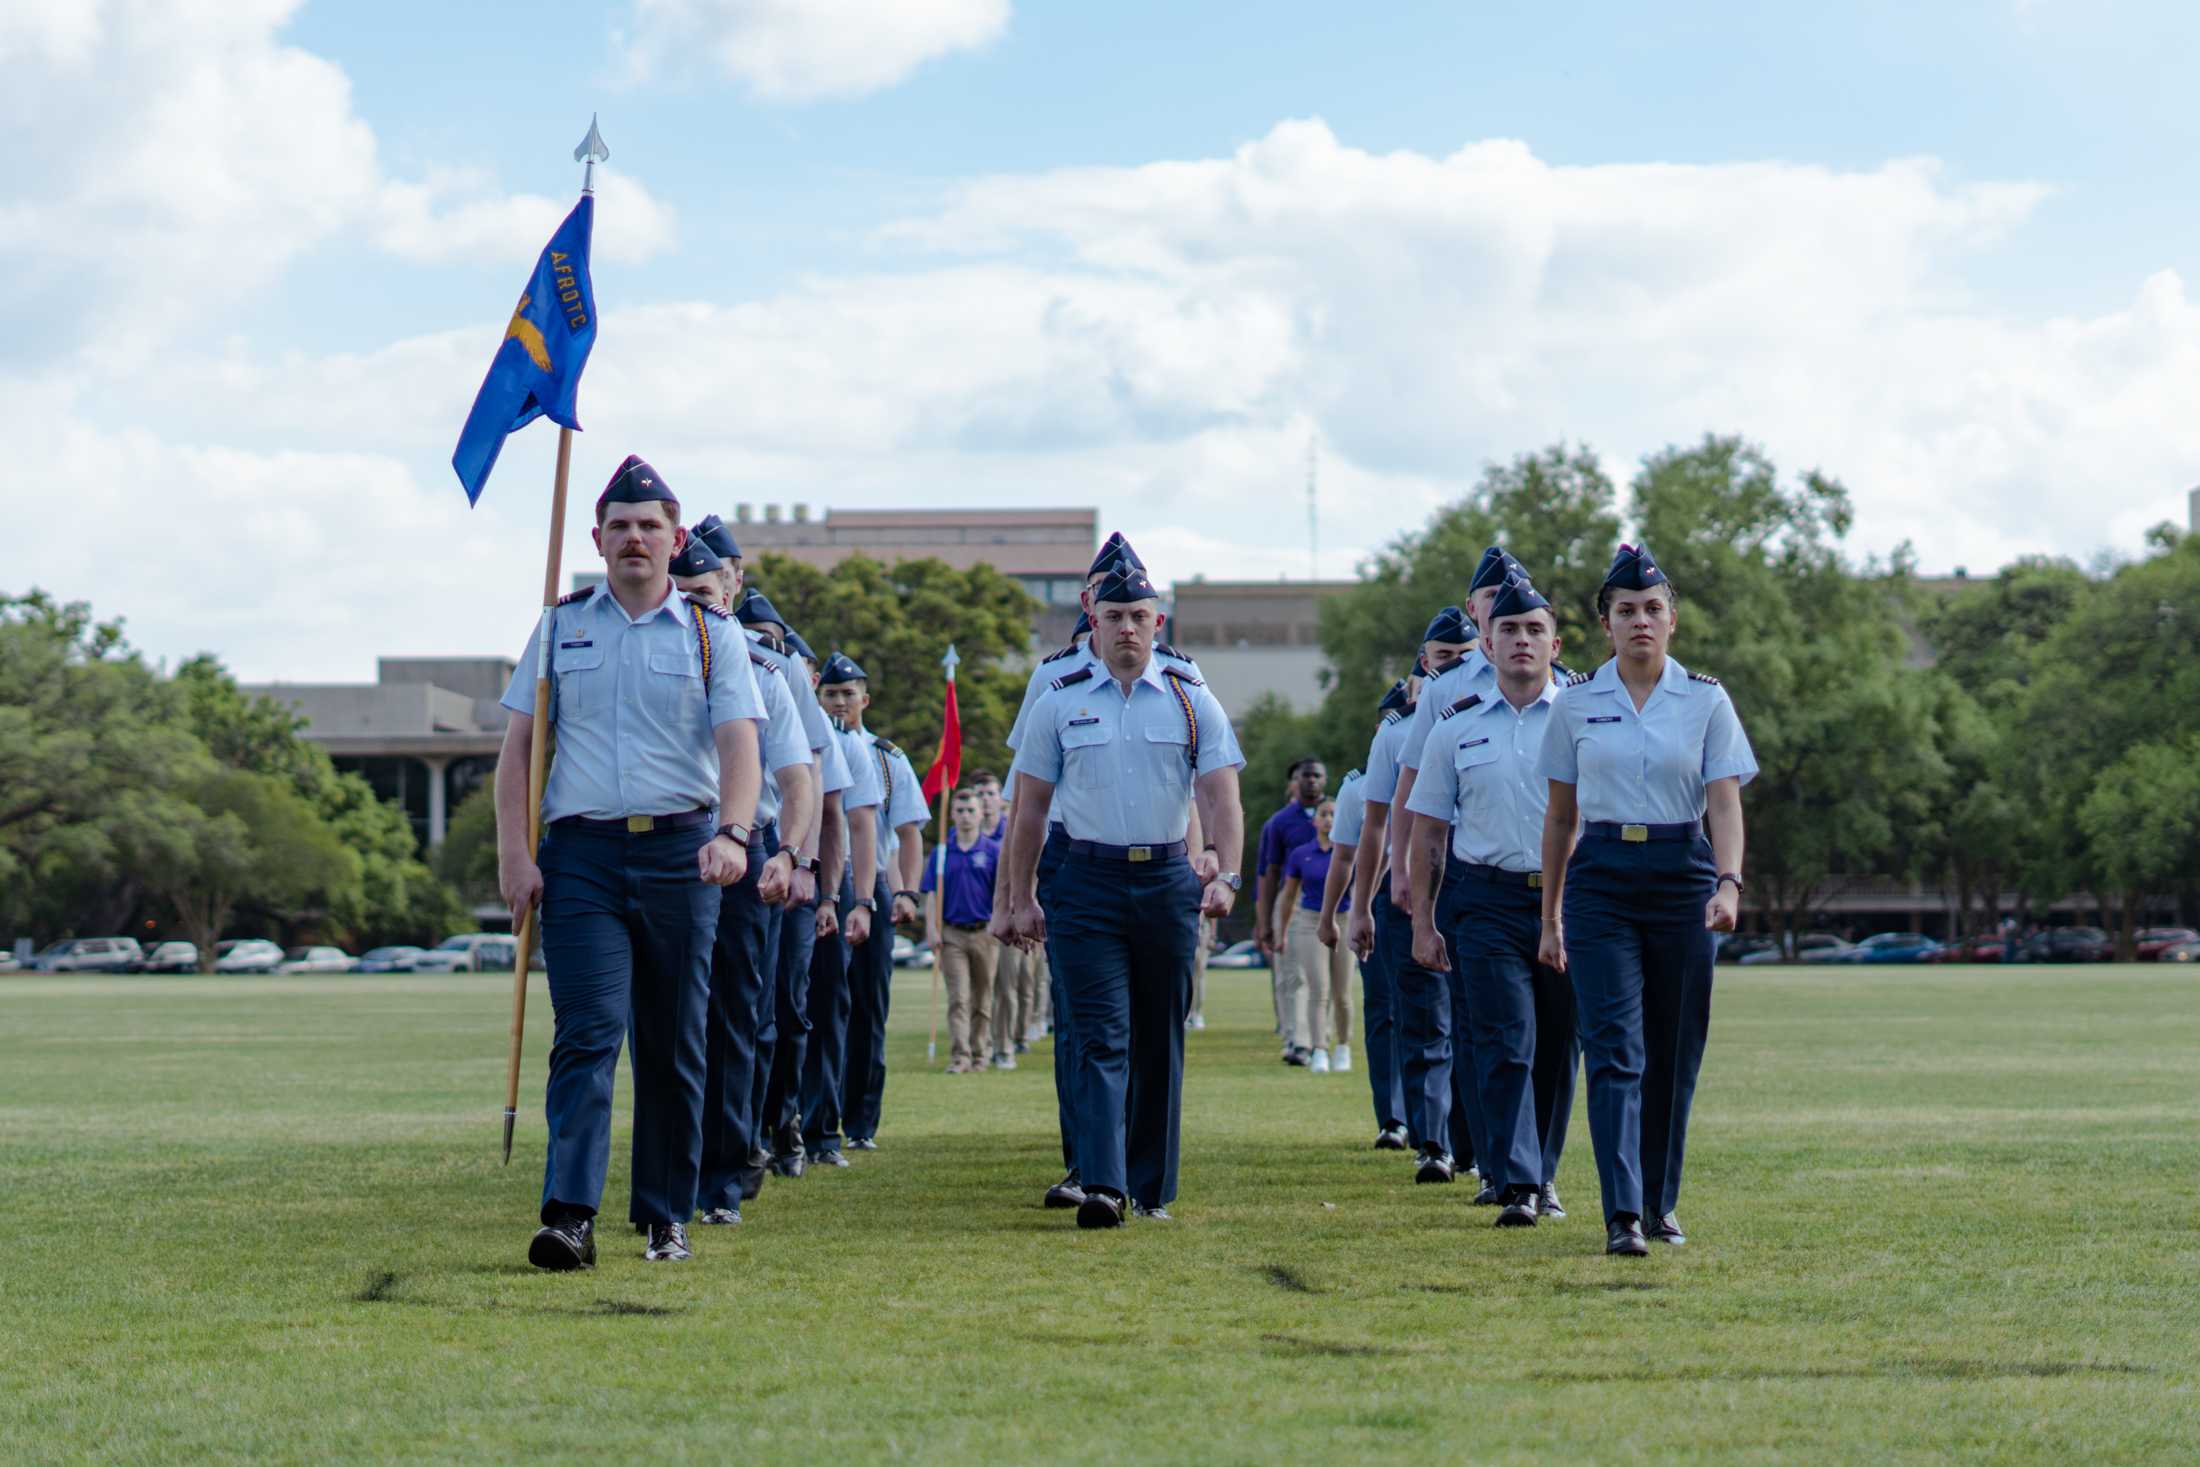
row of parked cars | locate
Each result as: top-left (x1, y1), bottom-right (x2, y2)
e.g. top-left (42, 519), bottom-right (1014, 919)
top-left (1720, 927), bottom-right (2200, 965)
top-left (10, 933), bottom-right (546, 975)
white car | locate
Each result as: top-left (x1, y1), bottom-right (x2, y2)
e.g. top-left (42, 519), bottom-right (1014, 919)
top-left (138, 941), bottom-right (201, 973)
top-left (1207, 939), bottom-right (1269, 970)
top-left (413, 933), bottom-right (515, 973)
top-left (31, 937), bottom-right (145, 973)
top-left (276, 945), bottom-right (355, 974)
top-left (214, 939), bottom-right (285, 974)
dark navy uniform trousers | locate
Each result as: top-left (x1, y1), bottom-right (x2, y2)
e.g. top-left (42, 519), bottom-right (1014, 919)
top-left (801, 869), bottom-right (858, 1155)
top-left (1035, 826), bottom-right (1077, 1171)
top-left (1563, 830), bottom-right (1716, 1223)
top-left (537, 821), bottom-right (718, 1226)
top-left (697, 823), bottom-right (779, 1214)
top-left (759, 889), bottom-right (819, 1149)
top-left (842, 871), bottom-right (895, 1143)
top-left (1381, 893), bottom-right (1477, 1167)
top-left (1442, 864), bottom-right (1576, 1192)
top-left (1051, 848), bottom-right (1199, 1208)
top-left (1357, 937), bottom-right (1407, 1134)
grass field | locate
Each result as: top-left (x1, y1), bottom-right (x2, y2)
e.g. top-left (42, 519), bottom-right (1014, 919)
top-left (3, 962), bottom-right (2198, 1464)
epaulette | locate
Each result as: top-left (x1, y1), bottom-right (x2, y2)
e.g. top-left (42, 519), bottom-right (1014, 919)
top-left (1162, 667), bottom-right (1204, 688)
top-left (699, 601), bottom-right (735, 619)
top-left (1688, 671), bottom-right (1721, 686)
top-left (556, 588), bottom-right (592, 606)
top-left (1551, 660), bottom-right (1572, 681)
top-left (1051, 665), bottom-right (1096, 692)
top-left (1380, 709), bottom-right (1403, 726)
top-left (1156, 642), bottom-right (1190, 662)
top-left (1040, 644), bottom-right (1081, 665)
top-left (749, 648), bottom-right (773, 668)
top-left (873, 736), bottom-right (900, 757)
top-left (1566, 670), bottom-right (1594, 687)
top-left (1437, 693), bottom-right (1483, 721)
top-left (1343, 768), bottom-right (1363, 782)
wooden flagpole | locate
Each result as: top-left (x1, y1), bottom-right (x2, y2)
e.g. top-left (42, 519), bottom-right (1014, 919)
top-left (925, 644), bottom-right (960, 1067)
top-left (503, 426), bottom-right (572, 1163)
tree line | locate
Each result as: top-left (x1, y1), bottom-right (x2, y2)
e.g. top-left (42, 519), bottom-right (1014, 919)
top-left (1231, 435), bottom-right (2200, 958)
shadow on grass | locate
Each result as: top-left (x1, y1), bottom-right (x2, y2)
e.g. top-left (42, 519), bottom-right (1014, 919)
top-left (350, 1270), bottom-right (687, 1320)
top-left (1535, 1358), bottom-right (2155, 1384)
top-left (1262, 1264), bottom-right (1318, 1293)
top-left (1261, 1334), bottom-right (1404, 1359)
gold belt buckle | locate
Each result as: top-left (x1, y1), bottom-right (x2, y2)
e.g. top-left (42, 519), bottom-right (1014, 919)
top-left (1621, 824), bottom-right (1649, 843)
top-left (626, 815), bottom-right (656, 834)
top-left (1127, 845), bottom-right (1152, 862)
top-left (1527, 872), bottom-right (1542, 889)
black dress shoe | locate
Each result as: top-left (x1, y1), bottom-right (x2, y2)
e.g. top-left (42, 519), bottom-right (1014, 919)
top-left (1414, 1150), bottom-right (1455, 1184)
top-left (808, 1148), bottom-right (850, 1168)
top-left (643, 1222), bottom-right (693, 1261)
top-left (1472, 1179), bottom-right (1501, 1206)
top-left (1282, 1047), bottom-right (1307, 1067)
top-left (1537, 1182), bottom-right (1566, 1219)
top-left (1606, 1217), bottom-right (1649, 1256)
top-left (1372, 1126), bottom-right (1408, 1151)
top-left (1648, 1212), bottom-right (1686, 1246)
top-left (770, 1149), bottom-right (806, 1179)
top-left (1044, 1171), bottom-right (1087, 1209)
top-left (528, 1214), bottom-right (596, 1271)
top-left (1075, 1192), bottom-right (1125, 1229)
top-left (1496, 1189), bottom-right (1539, 1227)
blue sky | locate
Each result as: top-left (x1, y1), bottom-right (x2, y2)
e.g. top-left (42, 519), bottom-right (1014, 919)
top-left (5, 0), bottom-right (2197, 679)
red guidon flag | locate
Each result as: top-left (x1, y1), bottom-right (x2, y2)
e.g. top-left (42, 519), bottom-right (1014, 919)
top-left (920, 650), bottom-right (962, 802)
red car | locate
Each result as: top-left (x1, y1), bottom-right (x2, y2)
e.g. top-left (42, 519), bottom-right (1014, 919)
top-left (1929, 933), bottom-right (2005, 963)
top-left (2135, 927), bottom-right (2199, 961)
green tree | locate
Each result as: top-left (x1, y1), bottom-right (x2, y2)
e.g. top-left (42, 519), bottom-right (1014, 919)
top-left (746, 553), bottom-right (1043, 785)
top-left (2078, 737), bottom-right (2200, 958)
top-left (144, 766), bottom-right (359, 970)
top-left (433, 785), bottom-right (501, 907)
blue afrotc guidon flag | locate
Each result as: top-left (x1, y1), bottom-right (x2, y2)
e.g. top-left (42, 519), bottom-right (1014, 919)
top-left (451, 194), bottom-right (597, 505)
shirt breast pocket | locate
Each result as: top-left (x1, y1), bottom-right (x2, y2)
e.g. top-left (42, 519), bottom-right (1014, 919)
top-left (1143, 721), bottom-right (1191, 781)
top-left (646, 649), bottom-right (707, 727)
top-left (1060, 720), bottom-right (1113, 789)
top-left (552, 645), bottom-right (604, 717)
top-left (1453, 740), bottom-right (1500, 813)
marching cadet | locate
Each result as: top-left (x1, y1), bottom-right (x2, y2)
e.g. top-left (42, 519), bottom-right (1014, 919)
top-left (815, 653), bottom-right (928, 1151)
top-left (1002, 560), bottom-right (1245, 1227)
top-left (994, 533), bottom-right (1209, 1211)
top-left (1406, 576), bottom-right (1575, 1227)
top-left (802, 659), bottom-right (883, 1166)
top-left (495, 455), bottom-right (766, 1269)
top-left (1537, 544), bottom-right (1756, 1256)
top-left (664, 539), bottom-right (818, 1227)
top-left (1321, 742), bottom-right (1408, 1150)
top-left (1348, 607), bottom-right (1484, 1183)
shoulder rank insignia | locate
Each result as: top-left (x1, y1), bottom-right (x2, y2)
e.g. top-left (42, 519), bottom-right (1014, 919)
top-left (1051, 665), bottom-right (1096, 691)
top-left (749, 648), bottom-right (773, 668)
top-left (699, 601), bottom-right (734, 619)
top-left (1343, 768), bottom-right (1362, 782)
top-left (1380, 709), bottom-right (1402, 726)
top-left (1566, 670), bottom-right (1594, 687)
top-left (1163, 668), bottom-right (1203, 687)
top-left (1040, 643), bottom-right (1080, 665)
top-left (1688, 671), bottom-right (1722, 686)
top-left (1438, 693), bottom-right (1483, 721)
top-left (556, 587), bottom-right (592, 606)
top-left (873, 736), bottom-right (900, 757)
top-left (1551, 660), bottom-right (1572, 681)
top-left (1156, 641), bottom-right (1193, 662)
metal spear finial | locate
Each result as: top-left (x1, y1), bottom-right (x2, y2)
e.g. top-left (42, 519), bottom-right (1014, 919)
top-left (942, 643), bottom-right (961, 681)
top-left (574, 113), bottom-right (610, 194)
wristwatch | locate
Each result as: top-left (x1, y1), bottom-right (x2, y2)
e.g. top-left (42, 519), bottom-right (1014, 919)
top-left (798, 855), bottom-right (821, 876)
top-left (894, 889), bottom-right (921, 905)
top-left (1216, 872), bottom-right (1243, 892)
top-left (715, 822), bottom-right (751, 847)
top-left (1717, 872), bottom-right (1746, 894)
top-left (852, 897), bottom-right (876, 912)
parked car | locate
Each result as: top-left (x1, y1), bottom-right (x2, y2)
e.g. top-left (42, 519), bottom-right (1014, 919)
top-left (135, 941), bottom-right (201, 973)
top-left (1737, 933), bottom-right (1851, 965)
top-left (214, 939), bottom-right (286, 974)
top-left (1715, 934), bottom-right (1779, 964)
top-left (1832, 932), bottom-right (1943, 964)
top-left (355, 945), bottom-right (427, 973)
top-left (2160, 939), bottom-right (2200, 964)
top-left (1207, 939), bottom-right (1269, 970)
top-left (276, 945), bottom-right (356, 974)
top-left (1928, 933), bottom-right (2005, 963)
top-left (30, 937), bottom-right (145, 973)
top-left (892, 935), bottom-right (935, 969)
top-left (458, 936), bottom-right (542, 973)
top-left (2023, 926), bottom-right (2114, 963)
top-left (2134, 927), bottom-right (2199, 961)
top-left (413, 933), bottom-right (515, 973)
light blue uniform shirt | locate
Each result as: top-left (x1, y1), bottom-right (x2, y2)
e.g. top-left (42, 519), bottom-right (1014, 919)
top-left (854, 727), bottom-right (929, 879)
top-left (1014, 655), bottom-right (1245, 846)
top-left (817, 727), bottom-right (853, 798)
top-left (749, 629), bottom-right (832, 757)
top-left (1399, 649), bottom-right (1498, 773)
top-left (1330, 770), bottom-right (1367, 850)
top-left (1007, 639), bottom-right (1205, 752)
top-left (1357, 708), bottom-right (1418, 806)
top-left (749, 653), bottom-right (815, 828)
top-left (830, 723), bottom-right (882, 814)
top-left (501, 580), bottom-right (763, 824)
top-left (1537, 657), bottom-right (1758, 825)
top-left (1406, 677), bottom-right (1560, 870)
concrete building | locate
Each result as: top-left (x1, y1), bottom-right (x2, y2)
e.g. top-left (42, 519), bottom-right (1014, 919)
top-left (1164, 578), bottom-right (1355, 716)
top-left (243, 658), bottom-right (512, 849)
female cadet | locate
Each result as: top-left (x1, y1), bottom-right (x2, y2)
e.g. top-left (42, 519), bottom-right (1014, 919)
top-left (1275, 797), bottom-right (1352, 1074)
top-left (1536, 544), bottom-right (1757, 1257)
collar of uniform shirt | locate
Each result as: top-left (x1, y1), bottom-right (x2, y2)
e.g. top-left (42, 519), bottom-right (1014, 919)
top-left (583, 577), bottom-right (686, 625)
top-left (1585, 653), bottom-right (1694, 704)
top-left (1093, 651), bottom-right (1174, 697)
top-left (1485, 672), bottom-right (1562, 714)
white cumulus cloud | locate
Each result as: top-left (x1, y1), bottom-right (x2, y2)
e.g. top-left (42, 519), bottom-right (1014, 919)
top-left (619, 0), bottom-right (1009, 100)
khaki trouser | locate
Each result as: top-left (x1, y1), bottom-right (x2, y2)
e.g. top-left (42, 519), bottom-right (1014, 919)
top-left (1191, 915), bottom-right (1212, 1020)
top-left (991, 942), bottom-right (1035, 1058)
top-left (1280, 906), bottom-right (1353, 1053)
top-left (939, 925), bottom-right (1000, 1069)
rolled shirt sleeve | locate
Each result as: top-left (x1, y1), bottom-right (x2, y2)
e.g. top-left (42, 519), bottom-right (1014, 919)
top-left (500, 617), bottom-right (546, 716)
top-left (759, 670), bottom-right (812, 776)
top-left (1014, 692), bottom-right (1067, 786)
top-left (1403, 729), bottom-right (1460, 824)
top-left (1536, 689), bottom-right (1580, 785)
top-left (1702, 688), bottom-right (1759, 786)
top-left (1190, 683), bottom-right (1245, 776)
top-left (706, 625), bottom-right (764, 726)
top-left (888, 750), bottom-right (930, 830)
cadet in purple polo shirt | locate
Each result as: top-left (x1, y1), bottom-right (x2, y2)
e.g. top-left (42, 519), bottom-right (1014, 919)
top-left (924, 787), bottom-right (1005, 1074)
top-left (1254, 757), bottom-right (1328, 1058)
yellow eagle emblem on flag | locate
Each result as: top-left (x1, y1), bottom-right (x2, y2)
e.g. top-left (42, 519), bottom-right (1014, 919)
top-left (505, 294), bottom-right (553, 373)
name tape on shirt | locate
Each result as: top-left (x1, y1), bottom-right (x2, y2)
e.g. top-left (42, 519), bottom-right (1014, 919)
top-left (1586, 715), bottom-right (1622, 724)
